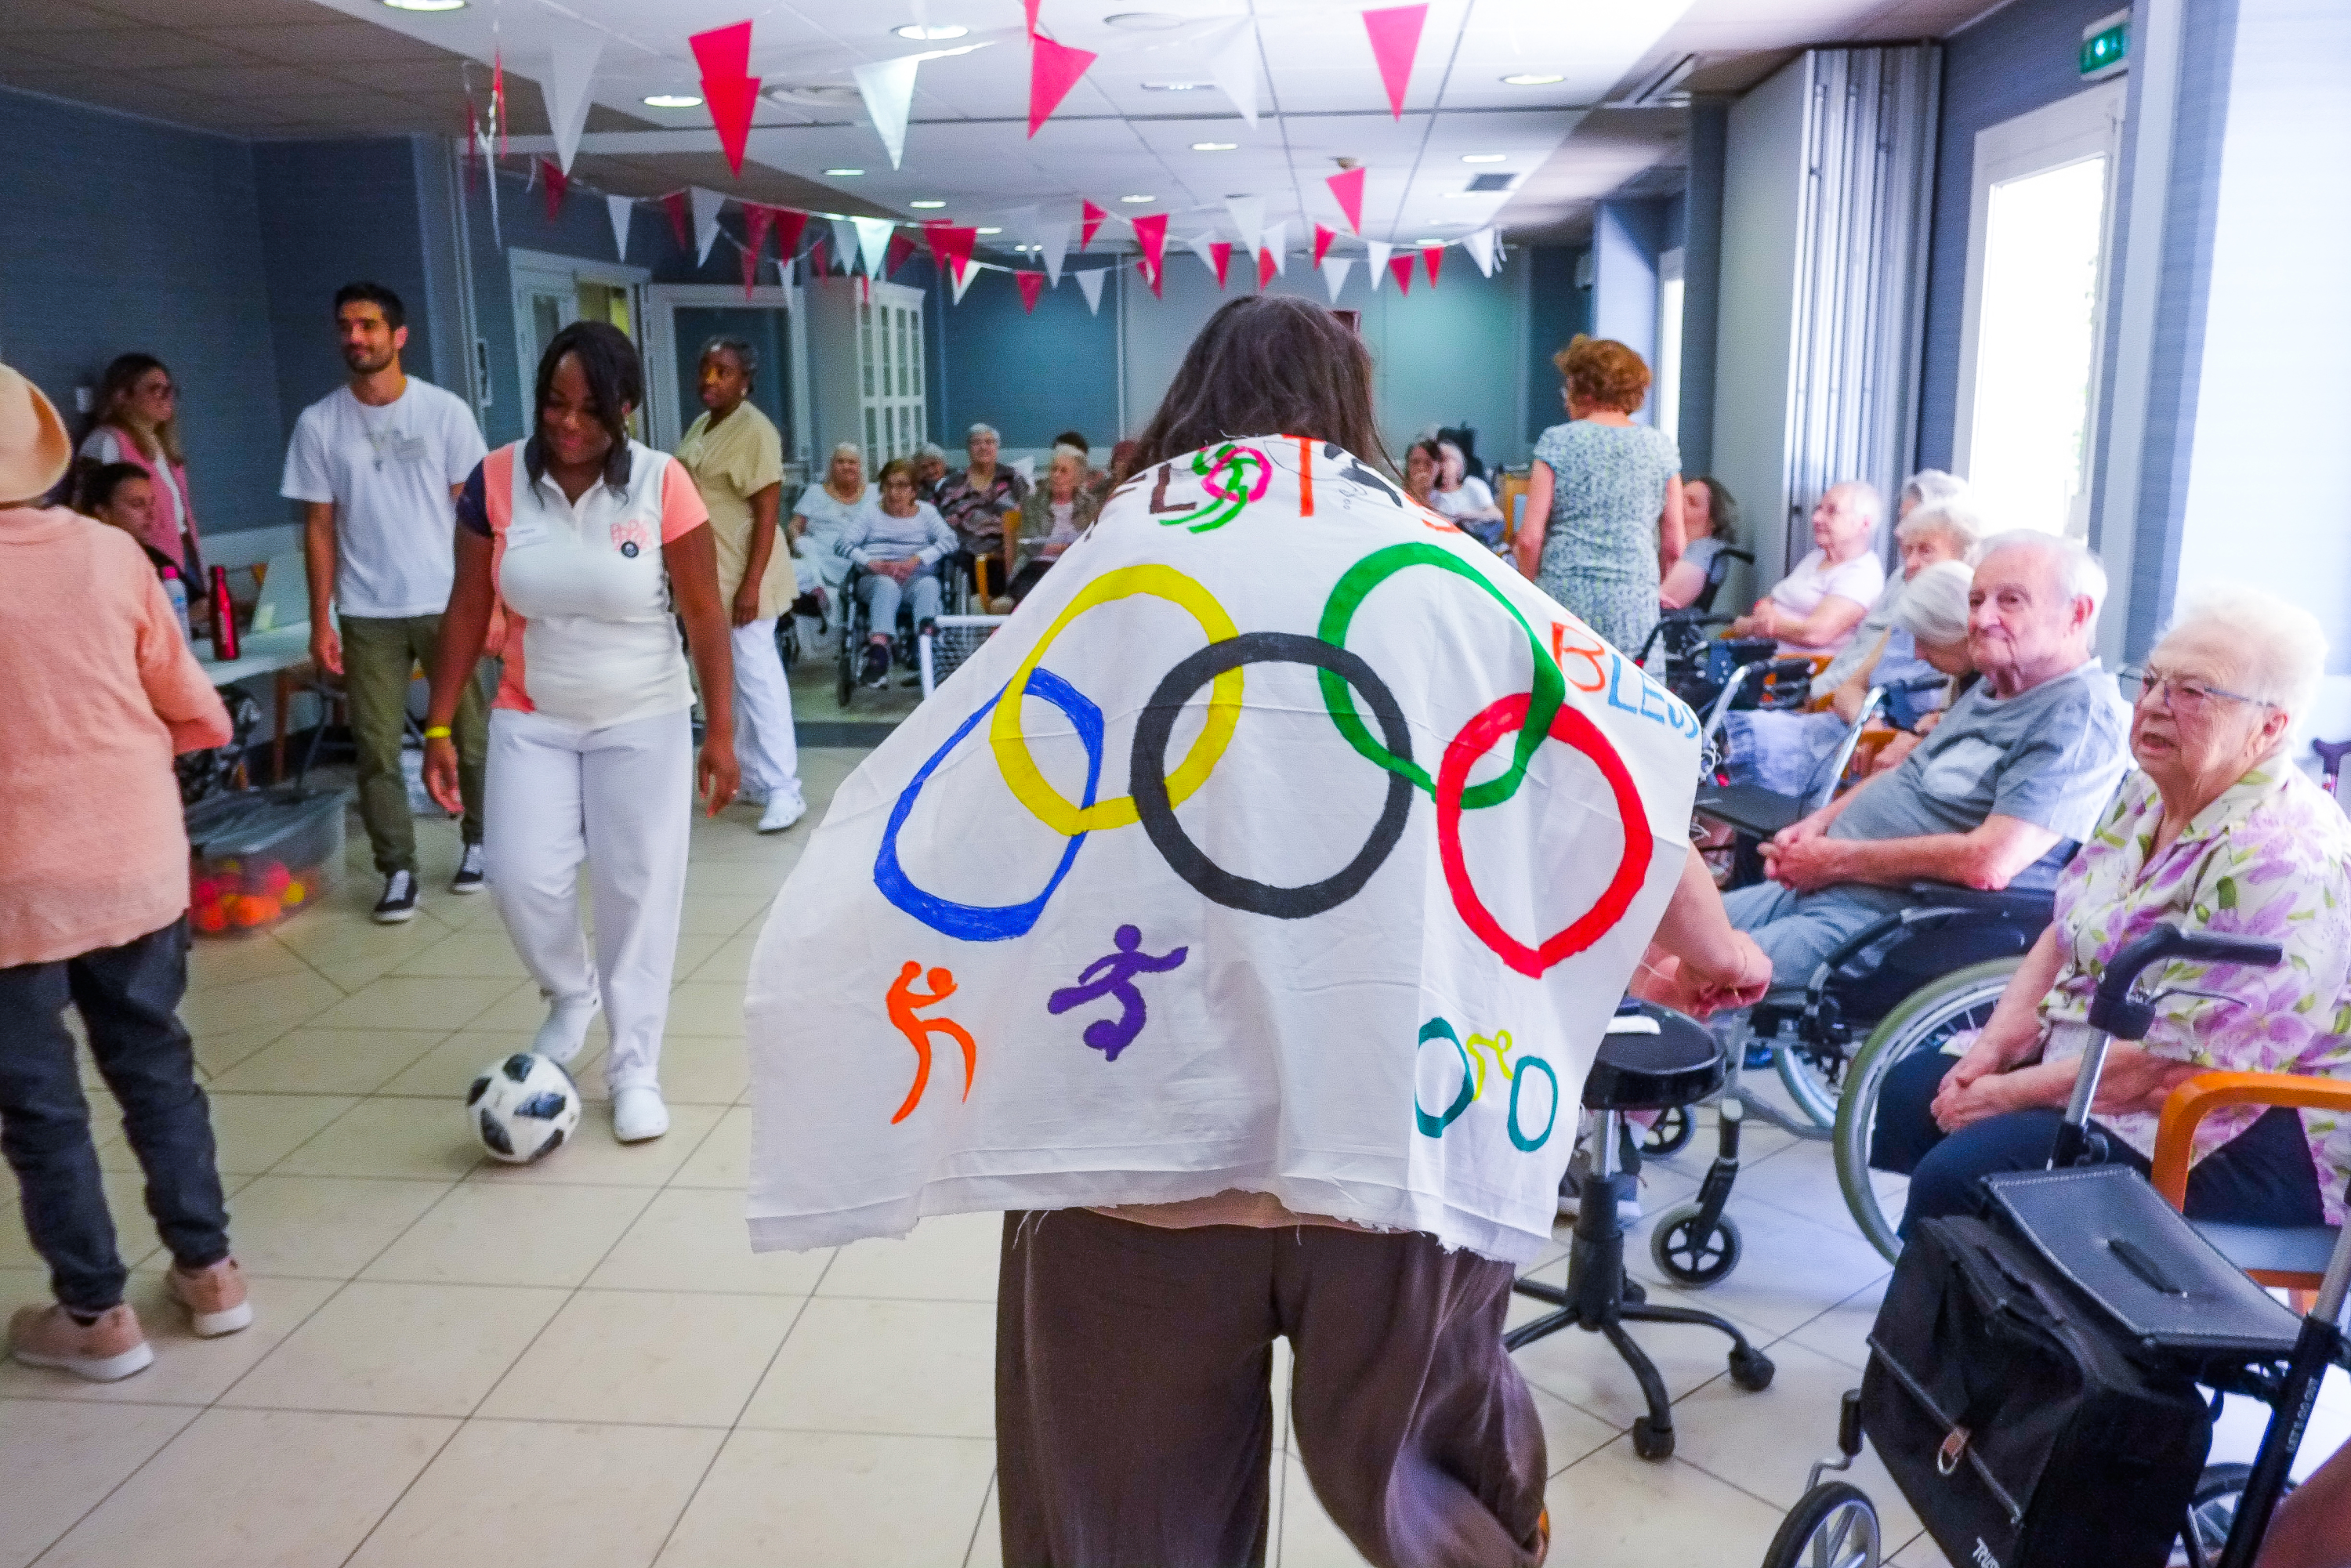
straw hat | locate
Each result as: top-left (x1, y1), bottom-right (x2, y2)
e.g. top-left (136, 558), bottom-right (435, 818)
top-left (0, 362), bottom-right (71, 505)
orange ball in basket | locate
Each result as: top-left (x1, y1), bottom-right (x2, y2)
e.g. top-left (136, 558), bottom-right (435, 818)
top-left (192, 904), bottom-right (230, 934)
top-left (230, 894), bottom-right (280, 928)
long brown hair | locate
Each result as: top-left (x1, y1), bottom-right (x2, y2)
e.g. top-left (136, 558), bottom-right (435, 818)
top-left (89, 353), bottom-right (184, 466)
top-left (1129, 296), bottom-right (1392, 475)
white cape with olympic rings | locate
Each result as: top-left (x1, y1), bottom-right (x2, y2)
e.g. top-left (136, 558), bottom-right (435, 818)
top-left (745, 436), bottom-right (1701, 1264)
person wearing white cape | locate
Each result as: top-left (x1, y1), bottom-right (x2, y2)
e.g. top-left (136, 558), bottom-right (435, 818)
top-left (744, 298), bottom-right (1769, 1566)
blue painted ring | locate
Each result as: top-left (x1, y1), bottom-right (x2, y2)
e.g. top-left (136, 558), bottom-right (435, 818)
top-left (1415, 1017), bottom-right (1476, 1139)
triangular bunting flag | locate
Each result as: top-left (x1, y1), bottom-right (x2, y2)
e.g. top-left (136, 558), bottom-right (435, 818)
top-left (1257, 248), bottom-right (1276, 289)
top-left (1320, 255), bottom-right (1354, 302)
top-left (1261, 219), bottom-right (1288, 277)
top-left (539, 158), bottom-right (568, 221)
top-left (853, 216), bottom-right (894, 279)
top-left (808, 235), bottom-right (829, 277)
top-left (1365, 239), bottom-right (1393, 290)
top-left (1361, 5), bottom-right (1426, 119)
top-left (951, 261), bottom-right (980, 304)
top-left (885, 233), bottom-right (916, 278)
top-left (1075, 267), bottom-right (1105, 314)
top-left (1463, 226), bottom-right (1498, 277)
top-left (1186, 231), bottom-right (1217, 276)
top-left (690, 186), bottom-right (726, 266)
top-left (1423, 244), bottom-right (1444, 286)
top-left (687, 20), bottom-right (752, 79)
top-left (1224, 194), bottom-right (1264, 259)
top-left (1206, 19), bottom-right (1259, 128)
top-left (740, 234), bottom-right (763, 297)
top-left (1389, 254), bottom-right (1415, 294)
top-left (1129, 212), bottom-right (1169, 279)
top-left (1023, 0), bottom-right (1041, 34)
top-left (1028, 33), bottom-right (1097, 136)
top-left (1038, 222), bottom-right (1070, 286)
top-left (771, 208), bottom-right (809, 263)
top-left (1137, 257), bottom-right (1162, 299)
top-left (660, 190), bottom-right (692, 252)
top-left (854, 55), bottom-right (921, 169)
top-left (1313, 223), bottom-right (1336, 267)
top-left (1209, 241), bottom-right (1233, 288)
top-left (701, 76), bottom-right (761, 176)
top-left (491, 49), bottom-right (507, 161)
top-left (830, 217), bottom-right (861, 273)
top-left (607, 194), bottom-right (633, 260)
top-left (744, 203), bottom-right (776, 263)
top-left (1326, 166), bottom-right (1366, 234)
top-left (545, 30), bottom-right (604, 174)
top-left (924, 223), bottom-right (978, 281)
top-left (1016, 271), bottom-right (1046, 313)
top-left (1080, 200), bottom-right (1107, 248)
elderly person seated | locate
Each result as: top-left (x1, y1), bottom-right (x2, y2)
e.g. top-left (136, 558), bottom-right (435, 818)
top-left (1659, 476), bottom-right (1738, 611)
top-left (1429, 438), bottom-right (1506, 549)
top-left (1871, 588), bottom-right (2351, 1237)
top-left (1402, 438), bottom-right (1442, 508)
top-left (835, 458), bottom-right (957, 688)
top-left (1726, 481), bottom-right (1887, 657)
top-left (1718, 532), bottom-right (2132, 988)
top-left (936, 422), bottom-right (1028, 594)
top-left (789, 442), bottom-right (875, 608)
top-left (998, 444), bottom-right (1101, 609)
top-left (1718, 499), bottom-right (1983, 794)
top-left (911, 443), bottom-right (950, 507)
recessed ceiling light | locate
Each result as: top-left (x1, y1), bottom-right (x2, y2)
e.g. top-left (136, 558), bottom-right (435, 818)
top-left (910, 199), bottom-right (947, 208)
top-left (1462, 153), bottom-right (1507, 164)
top-left (1191, 141), bottom-right (1237, 152)
top-left (1142, 81), bottom-right (1209, 91)
top-left (1119, 194), bottom-right (1155, 203)
top-left (1443, 190), bottom-right (1489, 198)
top-left (1415, 237), bottom-right (1443, 245)
top-left (1502, 72), bottom-right (1564, 86)
top-left (824, 167), bottom-right (866, 177)
top-left (1105, 11), bottom-right (1187, 29)
top-left (382, 0), bottom-right (465, 10)
top-left (892, 22), bottom-right (969, 39)
top-left (767, 81), bottom-right (863, 105)
top-left (642, 92), bottom-right (703, 109)
top-left (976, 226), bottom-right (1004, 234)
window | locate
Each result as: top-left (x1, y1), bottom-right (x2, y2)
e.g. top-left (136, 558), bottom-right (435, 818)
top-left (1655, 247), bottom-right (1686, 447)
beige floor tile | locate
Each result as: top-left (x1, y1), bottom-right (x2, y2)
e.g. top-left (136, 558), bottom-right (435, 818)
top-left (679, 933), bottom-right (759, 989)
top-left (206, 1027), bottom-right (448, 1095)
top-left (663, 983), bottom-right (748, 1036)
top-left (965, 1474), bottom-right (1002, 1568)
top-left (1889, 1534), bottom-right (1957, 1566)
top-left (1729, 1136), bottom-right (1910, 1236)
top-left (668, 1105), bottom-right (751, 1188)
top-left (739, 1297), bottom-right (993, 1437)
top-left (1780, 1276), bottom-right (1888, 1372)
top-left (818, 1210), bottom-right (1002, 1302)
top-left (1503, 1263), bottom-right (1772, 1433)
top-left (655, 1430), bottom-right (994, 1568)
top-left (273, 909), bottom-right (455, 993)
top-left (346, 1418), bottom-right (724, 1568)
top-left (224, 1175), bottom-right (457, 1279)
top-left (676, 896), bottom-right (773, 936)
top-left (0, 1271), bottom-right (342, 1407)
top-left (678, 861), bottom-right (792, 899)
top-left (373, 1029), bottom-right (545, 1099)
top-left (31, 1406), bottom-right (455, 1568)
top-left (1621, 1196), bottom-right (1890, 1338)
top-left (664, 932), bottom-right (730, 984)
top-left (469, 979), bottom-right (563, 1032)
top-left (305, 976), bottom-right (520, 1033)
top-left (478, 1288), bottom-right (793, 1426)
top-left (465, 1103), bottom-right (723, 1186)
top-left (0, 1169), bottom-right (231, 1276)
top-left (190, 1018), bottom-right (300, 1079)
top-left (387, 925), bottom-right (531, 979)
top-left (585, 1188), bottom-right (835, 1295)
top-left (1539, 1437), bottom-right (1788, 1563)
top-left (221, 1280), bottom-right (569, 1418)
top-left (274, 1097), bottom-right (485, 1181)
top-left (186, 935), bottom-right (316, 994)
top-left (100, 1092), bottom-right (358, 1176)
top-left (178, 968), bottom-right (345, 1042)
top-left (589, 1035), bottom-right (748, 1106)
top-left (0, 1399), bottom-right (198, 1568)
top-left (361, 1182), bottom-right (653, 1287)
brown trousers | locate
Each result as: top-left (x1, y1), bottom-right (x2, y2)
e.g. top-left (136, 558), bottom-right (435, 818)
top-left (996, 1209), bottom-right (1549, 1568)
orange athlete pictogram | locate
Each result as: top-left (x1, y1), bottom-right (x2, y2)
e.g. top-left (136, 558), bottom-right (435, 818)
top-left (885, 961), bottom-right (977, 1124)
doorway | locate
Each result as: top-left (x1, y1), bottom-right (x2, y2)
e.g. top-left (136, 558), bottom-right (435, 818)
top-left (643, 284), bottom-right (809, 469)
top-left (508, 248), bottom-right (650, 428)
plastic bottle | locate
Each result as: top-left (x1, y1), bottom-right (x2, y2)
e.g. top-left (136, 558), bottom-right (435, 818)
top-left (160, 566), bottom-right (193, 643)
top-left (208, 565), bottom-right (239, 661)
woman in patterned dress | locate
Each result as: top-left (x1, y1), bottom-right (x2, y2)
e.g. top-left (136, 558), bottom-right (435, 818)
top-left (1514, 336), bottom-right (1683, 654)
top-left (1870, 587), bottom-right (2351, 1239)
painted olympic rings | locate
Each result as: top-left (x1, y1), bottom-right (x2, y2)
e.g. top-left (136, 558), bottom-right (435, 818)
top-left (1507, 1056), bottom-right (1559, 1152)
top-left (1415, 1018), bottom-right (1476, 1137)
top-left (1436, 690), bottom-right (1654, 977)
top-left (875, 667), bottom-right (1105, 941)
top-left (991, 564), bottom-right (1244, 837)
top-left (1132, 633), bottom-right (1414, 919)
top-left (1315, 543), bottom-right (1567, 809)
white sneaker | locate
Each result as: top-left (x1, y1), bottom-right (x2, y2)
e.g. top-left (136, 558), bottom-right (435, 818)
top-left (757, 796), bottom-right (806, 834)
top-left (612, 1085), bottom-right (669, 1143)
top-left (533, 994), bottom-right (600, 1065)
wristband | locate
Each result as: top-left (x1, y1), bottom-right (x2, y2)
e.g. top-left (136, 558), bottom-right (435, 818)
top-left (422, 726), bottom-right (452, 741)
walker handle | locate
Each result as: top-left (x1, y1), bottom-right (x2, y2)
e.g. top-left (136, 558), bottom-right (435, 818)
top-left (2086, 924), bottom-right (2284, 1042)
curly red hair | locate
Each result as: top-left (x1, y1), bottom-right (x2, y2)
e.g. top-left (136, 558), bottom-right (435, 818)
top-left (1552, 335), bottom-right (1650, 415)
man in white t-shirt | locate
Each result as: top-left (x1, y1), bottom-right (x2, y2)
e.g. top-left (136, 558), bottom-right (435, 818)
top-left (281, 282), bottom-right (489, 924)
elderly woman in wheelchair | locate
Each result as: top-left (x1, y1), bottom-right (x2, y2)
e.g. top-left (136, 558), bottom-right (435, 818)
top-left (1859, 588), bottom-right (2351, 1251)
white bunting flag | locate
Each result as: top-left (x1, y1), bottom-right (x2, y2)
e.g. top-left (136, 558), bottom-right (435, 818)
top-left (1366, 239), bottom-right (1393, 290)
top-left (1320, 255), bottom-right (1353, 302)
top-left (1261, 219), bottom-right (1288, 277)
top-left (853, 216), bottom-right (894, 279)
top-left (1038, 221), bottom-right (1070, 287)
top-left (1463, 226), bottom-right (1498, 278)
top-left (690, 186), bottom-right (726, 266)
top-left (1074, 266), bottom-right (1105, 314)
top-left (853, 55), bottom-right (922, 169)
top-left (1206, 19), bottom-right (1259, 129)
top-left (1224, 194), bottom-right (1264, 259)
top-left (606, 194), bottom-right (633, 261)
top-left (1186, 232), bottom-right (1219, 273)
top-left (830, 217), bottom-right (861, 273)
top-left (545, 30), bottom-right (604, 175)
top-left (951, 258), bottom-right (980, 303)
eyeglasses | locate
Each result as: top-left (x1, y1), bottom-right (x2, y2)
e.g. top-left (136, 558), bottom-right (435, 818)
top-left (2120, 666), bottom-right (2277, 715)
top-left (137, 382), bottom-right (176, 400)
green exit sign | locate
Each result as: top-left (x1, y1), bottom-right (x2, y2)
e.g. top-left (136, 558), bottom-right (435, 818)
top-left (2081, 10), bottom-right (2129, 79)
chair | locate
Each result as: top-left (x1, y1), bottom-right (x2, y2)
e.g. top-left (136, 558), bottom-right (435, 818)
top-left (2152, 1072), bottom-right (2351, 1294)
top-left (1494, 470), bottom-right (1529, 548)
top-left (1505, 1001), bottom-right (1776, 1461)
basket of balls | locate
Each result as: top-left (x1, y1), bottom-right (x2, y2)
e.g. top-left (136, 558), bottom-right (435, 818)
top-left (186, 788), bottom-right (349, 936)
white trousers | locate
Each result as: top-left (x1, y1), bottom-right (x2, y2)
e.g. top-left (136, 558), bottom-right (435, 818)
top-left (484, 706), bottom-right (691, 1092)
top-left (730, 618), bottom-right (803, 809)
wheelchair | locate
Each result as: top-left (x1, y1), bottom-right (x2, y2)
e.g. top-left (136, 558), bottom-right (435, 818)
top-left (833, 559), bottom-right (968, 708)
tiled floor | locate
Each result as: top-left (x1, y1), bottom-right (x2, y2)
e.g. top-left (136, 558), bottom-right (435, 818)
top-left (3, 728), bottom-right (2345, 1566)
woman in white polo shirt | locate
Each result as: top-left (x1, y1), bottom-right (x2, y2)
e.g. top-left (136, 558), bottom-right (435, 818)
top-left (422, 323), bottom-right (739, 1144)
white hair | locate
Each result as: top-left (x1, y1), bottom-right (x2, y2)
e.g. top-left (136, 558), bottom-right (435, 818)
top-left (1895, 498), bottom-right (1987, 561)
top-left (1893, 559), bottom-right (1974, 646)
top-left (1825, 480), bottom-right (1884, 529)
top-left (1977, 529), bottom-right (2109, 635)
top-left (2158, 586), bottom-right (2327, 723)
top-left (829, 441), bottom-right (863, 463)
top-left (965, 423), bottom-right (999, 444)
top-left (914, 441), bottom-right (947, 462)
top-left (1049, 443), bottom-right (1086, 464)
top-left (1900, 469), bottom-right (1968, 514)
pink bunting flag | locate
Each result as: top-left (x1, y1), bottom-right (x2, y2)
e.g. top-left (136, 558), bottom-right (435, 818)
top-left (689, 20), bottom-right (752, 79)
top-left (770, 208), bottom-right (809, 263)
top-left (660, 191), bottom-right (692, 252)
top-left (808, 235), bottom-right (829, 277)
top-left (1209, 241), bottom-right (1233, 289)
top-left (1422, 244), bottom-right (1444, 286)
top-left (539, 158), bottom-right (568, 220)
top-left (1137, 258), bottom-right (1162, 299)
top-left (1016, 271), bottom-right (1046, 313)
top-left (690, 21), bottom-right (760, 176)
top-left (1258, 247), bottom-right (1277, 289)
top-left (1081, 200), bottom-right (1107, 248)
top-left (1389, 254), bottom-right (1415, 295)
top-left (924, 223), bottom-right (979, 282)
top-left (744, 202), bottom-right (776, 260)
top-left (1313, 223), bottom-right (1336, 267)
top-left (491, 51), bottom-right (507, 161)
top-left (1326, 166), bottom-right (1366, 234)
top-left (740, 236), bottom-right (763, 296)
top-left (885, 233), bottom-right (916, 278)
top-left (1361, 5), bottom-right (1426, 120)
top-left (1024, 0), bottom-right (1042, 34)
top-left (1028, 33), bottom-right (1097, 137)
top-left (1130, 212), bottom-right (1169, 278)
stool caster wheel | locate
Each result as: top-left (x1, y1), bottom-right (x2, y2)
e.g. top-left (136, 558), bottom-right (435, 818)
top-left (1761, 1480), bottom-right (1879, 1568)
top-left (1651, 1204), bottom-right (1742, 1287)
top-left (1639, 1106), bottom-right (1695, 1157)
top-left (1631, 1415), bottom-right (1674, 1461)
top-left (1729, 1346), bottom-right (1776, 1392)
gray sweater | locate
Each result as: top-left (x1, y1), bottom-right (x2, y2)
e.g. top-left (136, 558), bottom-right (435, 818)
top-left (836, 501), bottom-right (957, 569)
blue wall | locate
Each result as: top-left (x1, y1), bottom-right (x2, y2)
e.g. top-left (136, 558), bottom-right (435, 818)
top-left (1915, 0), bottom-right (2141, 470)
top-left (1523, 245), bottom-right (1589, 451)
top-left (928, 259), bottom-right (1119, 453)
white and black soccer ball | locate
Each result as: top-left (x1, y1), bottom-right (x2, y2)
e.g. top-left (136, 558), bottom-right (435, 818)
top-left (465, 1052), bottom-right (582, 1164)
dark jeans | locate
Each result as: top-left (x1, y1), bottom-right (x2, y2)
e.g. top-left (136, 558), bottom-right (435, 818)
top-left (1873, 1049), bottom-right (2326, 1239)
top-left (0, 922), bottom-right (230, 1312)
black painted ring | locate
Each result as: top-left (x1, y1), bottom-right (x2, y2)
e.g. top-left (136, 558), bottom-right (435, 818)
top-left (1131, 632), bottom-right (1414, 919)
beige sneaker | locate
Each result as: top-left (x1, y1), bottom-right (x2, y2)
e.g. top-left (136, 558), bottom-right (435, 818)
top-left (168, 1258), bottom-right (253, 1338)
top-left (9, 1303), bottom-right (154, 1382)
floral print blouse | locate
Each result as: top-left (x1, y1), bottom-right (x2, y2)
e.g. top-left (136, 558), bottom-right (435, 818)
top-left (2040, 763), bottom-right (2351, 1225)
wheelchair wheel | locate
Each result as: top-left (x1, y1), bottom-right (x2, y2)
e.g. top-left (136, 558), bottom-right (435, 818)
top-left (1832, 958), bottom-right (2023, 1262)
top-left (2181, 1462), bottom-right (2295, 1564)
top-left (835, 627), bottom-right (856, 708)
top-left (1639, 1106), bottom-right (1696, 1157)
top-left (1761, 1481), bottom-right (1879, 1568)
top-left (1650, 1204), bottom-right (1742, 1287)
top-left (1774, 1037), bottom-right (1844, 1131)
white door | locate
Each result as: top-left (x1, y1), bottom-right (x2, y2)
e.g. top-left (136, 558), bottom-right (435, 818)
top-left (507, 248), bottom-right (651, 417)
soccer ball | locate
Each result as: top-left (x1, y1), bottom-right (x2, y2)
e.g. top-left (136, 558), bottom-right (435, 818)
top-left (465, 1052), bottom-right (582, 1164)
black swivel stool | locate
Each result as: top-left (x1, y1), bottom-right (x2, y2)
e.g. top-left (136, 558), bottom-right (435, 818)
top-left (1503, 1001), bottom-right (1775, 1460)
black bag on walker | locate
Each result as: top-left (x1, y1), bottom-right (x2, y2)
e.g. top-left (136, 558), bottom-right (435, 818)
top-left (1860, 1211), bottom-right (2212, 1568)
